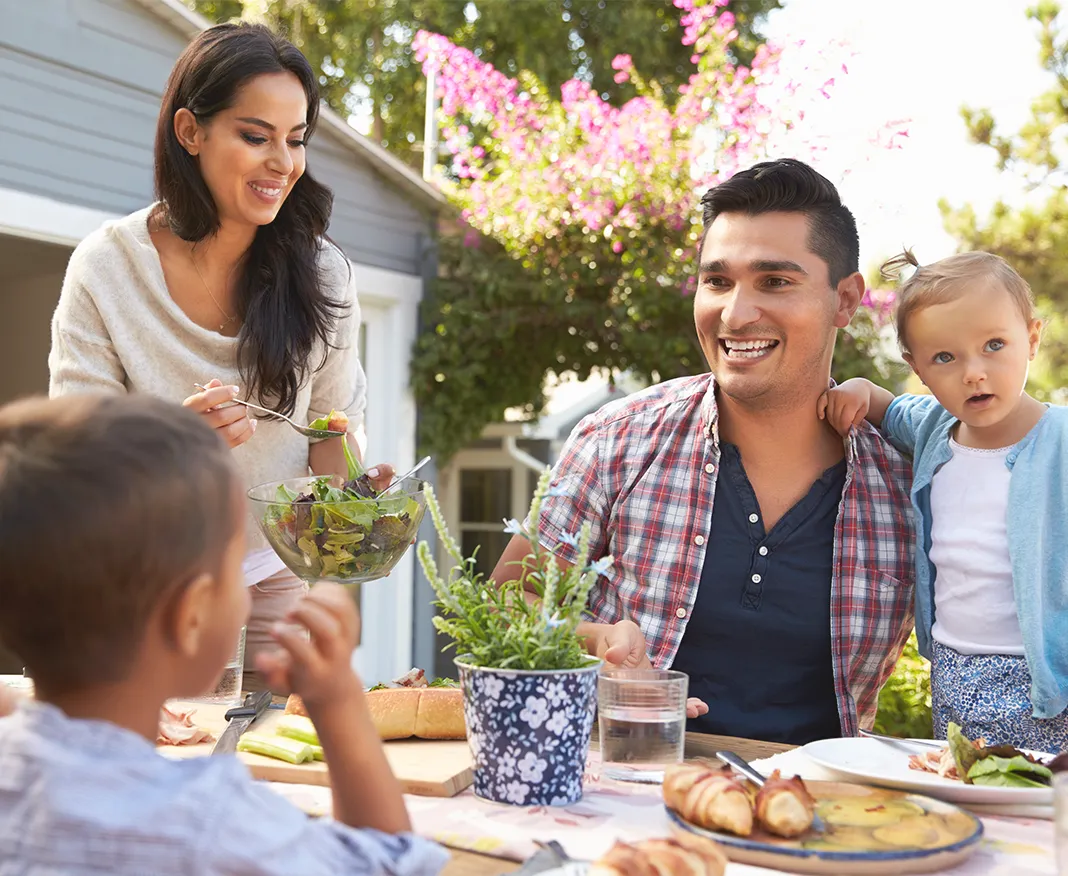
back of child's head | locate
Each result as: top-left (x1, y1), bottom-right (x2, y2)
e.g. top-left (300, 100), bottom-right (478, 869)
top-left (886, 249), bottom-right (1036, 353)
top-left (0, 394), bottom-right (239, 693)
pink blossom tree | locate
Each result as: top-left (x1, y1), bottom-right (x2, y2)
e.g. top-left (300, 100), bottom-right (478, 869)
top-left (411, 0), bottom-right (908, 461)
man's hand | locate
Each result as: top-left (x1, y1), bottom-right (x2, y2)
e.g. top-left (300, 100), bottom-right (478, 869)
top-left (686, 697), bottom-right (709, 719)
top-left (581, 619), bottom-right (653, 669)
top-left (255, 584), bottom-right (362, 707)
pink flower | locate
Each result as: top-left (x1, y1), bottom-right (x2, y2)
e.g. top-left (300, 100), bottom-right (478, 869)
top-left (414, 4), bottom-right (909, 287)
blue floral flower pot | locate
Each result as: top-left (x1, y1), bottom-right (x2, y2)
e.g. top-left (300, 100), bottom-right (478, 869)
top-left (456, 658), bottom-right (601, 806)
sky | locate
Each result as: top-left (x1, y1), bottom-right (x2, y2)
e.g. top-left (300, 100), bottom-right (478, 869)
top-left (762, 0), bottom-right (1053, 274)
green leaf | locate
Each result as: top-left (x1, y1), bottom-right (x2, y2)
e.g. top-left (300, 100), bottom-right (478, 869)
top-left (342, 435), bottom-right (364, 481)
top-left (968, 755), bottom-right (1053, 788)
top-left (948, 723), bottom-right (983, 782)
top-left (323, 499), bottom-right (377, 530)
top-left (375, 495), bottom-right (419, 518)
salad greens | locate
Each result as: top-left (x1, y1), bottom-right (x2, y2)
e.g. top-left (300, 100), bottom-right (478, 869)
top-left (260, 431), bottom-right (421, 581)
top-left (967, 755), bottom-right (1052, 788)
top-left (308, 408), bottom-right (349, 434)
top-left (948, 722), bottom-right (1052, 788)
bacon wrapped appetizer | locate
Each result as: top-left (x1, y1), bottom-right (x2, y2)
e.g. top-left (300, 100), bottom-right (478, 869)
top-left (754, 769), bottom-right (816, 837)
top-left (589, 834), bottom-right (727, 876)
top-left (662, 763), bottom-right (753, 837)
top-left (157, 703), bottom-right (214, 746)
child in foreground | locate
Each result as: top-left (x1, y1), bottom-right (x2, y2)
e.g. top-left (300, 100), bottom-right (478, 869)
top-left (819, 251), bottom-right (1068, 751)
top-left (0, 394), bottom-right (447, 875)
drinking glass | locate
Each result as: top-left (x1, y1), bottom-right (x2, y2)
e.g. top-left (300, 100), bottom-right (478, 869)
top-left (188, 625), bottom-right (245, 706)
top-left (597, 668), bottom-right (688, 782)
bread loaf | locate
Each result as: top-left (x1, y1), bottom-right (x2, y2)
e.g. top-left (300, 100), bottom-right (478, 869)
top-left (285, 687), bottom-right (466, 741)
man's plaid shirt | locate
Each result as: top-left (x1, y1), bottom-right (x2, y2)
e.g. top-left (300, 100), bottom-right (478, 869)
top-left (538, 374), bottom-right (915, 736)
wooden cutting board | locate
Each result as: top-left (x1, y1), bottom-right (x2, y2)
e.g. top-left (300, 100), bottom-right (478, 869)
top-left (160, 701), bottom-right (473, 797)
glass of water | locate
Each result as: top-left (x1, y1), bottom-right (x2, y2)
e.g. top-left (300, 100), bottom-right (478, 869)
top-left (1055, 771), bottom-right (1068, 875)
top-left (188, 626), bottom-right (245, 706)
top-left (598, 668), bottom-right (688, 783)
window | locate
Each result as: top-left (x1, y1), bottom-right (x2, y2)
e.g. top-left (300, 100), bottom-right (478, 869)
top-left (431, 440), bottom-right (551, 678)
top-left (459, 469), bottom-right (513, 579)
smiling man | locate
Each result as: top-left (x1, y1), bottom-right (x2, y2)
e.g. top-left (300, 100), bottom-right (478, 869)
top-left (491, 159), bottom-right (916, 743)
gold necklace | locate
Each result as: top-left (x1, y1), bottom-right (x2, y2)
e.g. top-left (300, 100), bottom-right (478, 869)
top-left (189, 250), bottom-right (237, 332)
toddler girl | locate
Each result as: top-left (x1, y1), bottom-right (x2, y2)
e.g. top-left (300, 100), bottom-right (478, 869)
top-left (819, 250), bottom-right (1068, 750)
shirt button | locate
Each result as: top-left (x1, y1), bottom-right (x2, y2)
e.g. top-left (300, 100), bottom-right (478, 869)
top-left (676, 607), bottom-right (687, 619)
top-left (758, 546), bottom-right (769, 556)
top-left (705, 463), bottom-right (715, 474)
top-left (748, 513), bottom-right (759, 524)
top-left (751, 573), bottom-right (762, 583)
top-left (694, 535), bottom-right (705, 546)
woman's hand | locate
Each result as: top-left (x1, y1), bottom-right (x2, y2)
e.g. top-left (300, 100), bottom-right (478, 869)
top-left (182, 378), bottom-right (256, 449)
top-left (363, 463), bottom-right (395, 493)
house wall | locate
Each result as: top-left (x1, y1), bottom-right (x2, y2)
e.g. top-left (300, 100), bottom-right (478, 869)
top-left (0, 0), bottom-right (428, 275)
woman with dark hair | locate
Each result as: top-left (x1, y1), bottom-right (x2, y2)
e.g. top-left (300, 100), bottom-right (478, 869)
top-left (48, 22), bottom-right (392, 686)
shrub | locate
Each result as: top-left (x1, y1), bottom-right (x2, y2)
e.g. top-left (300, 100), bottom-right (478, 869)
top-left (874, 631), bottom-right (933, 739)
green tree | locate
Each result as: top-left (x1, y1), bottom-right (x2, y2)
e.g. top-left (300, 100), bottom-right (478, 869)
top-left (942, 0), bottom-right (1068, 397)
top-left (409, 0), bottom-right (909, 462)
top-left (189, 0), bottom-right (781, 162)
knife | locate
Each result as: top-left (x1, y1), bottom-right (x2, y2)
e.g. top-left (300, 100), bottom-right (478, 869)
top-left (211, 690), bottom-right (273, 755)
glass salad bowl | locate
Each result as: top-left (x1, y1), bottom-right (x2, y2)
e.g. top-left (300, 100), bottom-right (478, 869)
top-left (248, 475), bottom-right (428, 587)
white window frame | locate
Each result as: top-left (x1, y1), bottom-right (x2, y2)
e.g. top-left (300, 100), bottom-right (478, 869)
top-left (348, 263), bottom-right (422, 685)
top-left (439, 444), bottom-right (538, 575)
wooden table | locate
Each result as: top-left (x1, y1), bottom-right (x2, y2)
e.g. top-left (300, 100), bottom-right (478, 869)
top-left (440, 732), bottom-right (796, 876)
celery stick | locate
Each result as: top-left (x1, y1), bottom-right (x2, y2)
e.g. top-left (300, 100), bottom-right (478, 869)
top-left (237, 732), bottom-right (313, 764)
top-left (276, 714), bottom-right (320, 747)
top-left (311, 744), bottom-right (324, 761)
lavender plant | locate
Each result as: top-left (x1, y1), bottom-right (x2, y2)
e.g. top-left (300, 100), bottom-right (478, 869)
top-left (417, 468), bottom-right (612, 671)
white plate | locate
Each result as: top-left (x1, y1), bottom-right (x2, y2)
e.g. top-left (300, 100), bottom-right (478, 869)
top-left (802, 737), bottom-right (1054, 805)
top-left (537, 866), bottom-right (587, 876)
